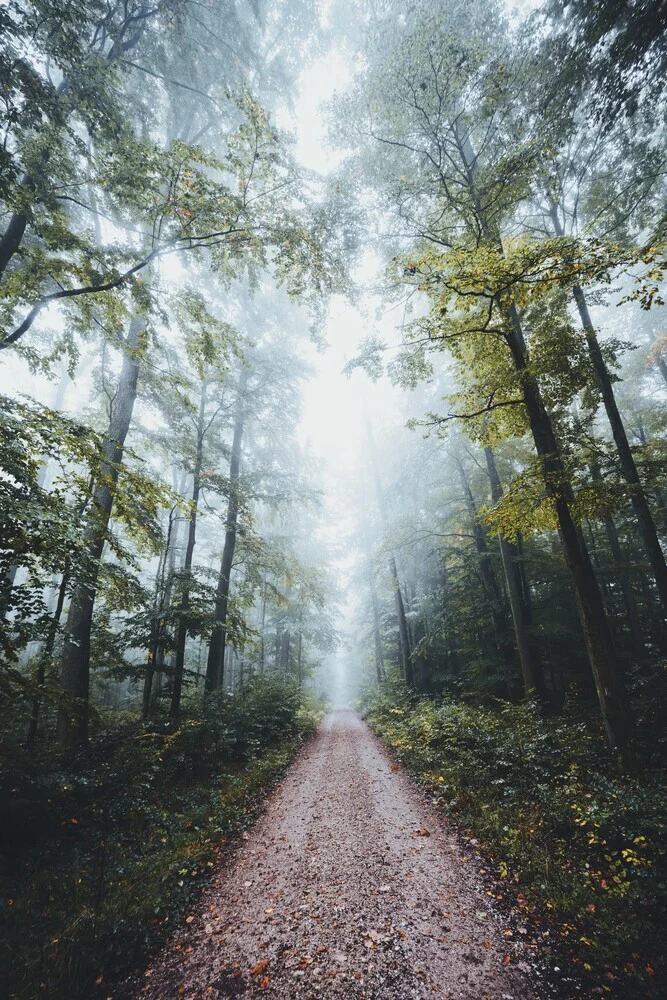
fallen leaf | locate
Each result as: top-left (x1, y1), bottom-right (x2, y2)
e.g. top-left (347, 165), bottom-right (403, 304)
top-left (260, 975), bottom-right (271, 988)
top-left (250, 960), bottom-right (269, 976)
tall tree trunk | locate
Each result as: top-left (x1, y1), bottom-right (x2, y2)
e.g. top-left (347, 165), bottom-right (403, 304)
top-left (587, 461), bottom-right (645, 658)
top-left (368, 560), bottom-right (386, 685)
top-left (204, 370), bottom-right (247, 696)
top-left (390, 554), bottom-right (413, 686)
top-left (25, 569), bottom-right (69, 749)
top-left (484, 446), bottom-right (546, 701)
top-left (280, 630), bottom-right (290, 672)
top-left (548, 203), bottom-right (667, 616)
top-left (456, 455), bottom-right (508, 640)
top-left (647, 329), bottom-right (667, 388)
top-left (456, 136), bottom-right (630, 749)
top-left (0, 178), bottom-right (31, 282)
top-left (297, 629), bottom-right (303, 684)
top-left (170, 381), bottom-right (207, 716)
top-left (56, 316), bottom-right (143, 749)
top-left (143, 505), bottom-right (178, 718)
top-left (259, 587), bottom-right (267, 673)
top-left (504, 300), bottom-right (631, 749)
top-left (365, 414), bottom-right (414, 686)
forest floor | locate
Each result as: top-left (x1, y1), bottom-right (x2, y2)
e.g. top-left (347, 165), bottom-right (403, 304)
top-left (131, 709), bottom-right (545, 1000)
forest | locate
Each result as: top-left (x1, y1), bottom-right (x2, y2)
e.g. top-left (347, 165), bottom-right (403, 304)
top-left (0, 1), bottom-right (665, 998)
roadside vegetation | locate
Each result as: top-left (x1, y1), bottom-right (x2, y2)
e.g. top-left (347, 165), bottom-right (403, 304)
top-left (365, 683), bottom-right (666, 998)
top-left (0, 679), bottom-right (323, 1000)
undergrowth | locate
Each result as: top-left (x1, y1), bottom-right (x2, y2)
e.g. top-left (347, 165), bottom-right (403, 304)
top-left (0, 678), bottom-right (323, 1000)
top-left (365, 684), bottom-right (666, 999)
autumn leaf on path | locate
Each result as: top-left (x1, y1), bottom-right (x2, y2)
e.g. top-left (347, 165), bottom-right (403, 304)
top-left (250, 959), bottom-right (269, 976)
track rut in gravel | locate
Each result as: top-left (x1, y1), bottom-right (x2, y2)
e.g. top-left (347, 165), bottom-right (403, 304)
top-left (135, 709), bottom-right (539, 999)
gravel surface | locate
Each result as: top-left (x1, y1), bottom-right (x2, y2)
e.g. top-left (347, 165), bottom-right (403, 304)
top-left (135, 709), bottom-right (537, 999)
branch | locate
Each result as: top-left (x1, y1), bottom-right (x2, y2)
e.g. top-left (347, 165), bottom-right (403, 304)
top-left (445, 395), bottom-right (524, 422)
top-left (118, 59), bottom-right (226, 114)
top-left (0, 257), bottom-right (154, 351)
top-left (1, 224), bottom-right (251, 350)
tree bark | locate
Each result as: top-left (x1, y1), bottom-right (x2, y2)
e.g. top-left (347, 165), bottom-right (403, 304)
top-left (280, 630), bottom-right (290, 672)
top-left (204, 370), bottom-right (247, 696)
top-left (587, 461), bottom-right (645, 658)
top-left (366, 414), bottom-right (414, 686)
top-left (25, 569), bottom-right (69, 749)
top-left (143, 504), bottom-right (178, 719)
top-left (456, 455), bottom-right (508, 641)
top-left (56, 316), bottom-right (143, 749)
top-left (548, 203), bottom-right (667, 616)
top-left (504, 301), bottom-right (632, 749)
top-left (484, 446), bottom-right (546, 701)
top-left (456, 135), bottom-right (630, 749)
top-left (368, 560), bottom-right (386, 685)
top-left (0, 189), bottom-right (30, 281)
top-left (170, 381), bottom-right (207, 716)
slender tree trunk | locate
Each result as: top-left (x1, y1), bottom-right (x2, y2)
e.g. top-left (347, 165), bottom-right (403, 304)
top-left (297, 629), bottom-right (303, 684)
top-left (456, 456), bottom-right (508, 641)
top-left (485, 446), bottom-right (546, 700)
top-left (259, 588), bottom-right (266, 673)
top-left (504, 301), bottom-right (632, 749)
top-left (170, 382), bottom-right (207, 716)
top-left (390, 554), bottom-right (413, 686)
top-left (0, 188), bottom-right (30, 281)
top-left (143, 505), bottom-right (178, 718)
top-left (368, 560), bottom-right (386, 684)
top-left (204, 370), bottom-right (247, 696)
top-left (647, 329), bottom-right (667, 388)
top-left (56, 316), bottom-right (143, 749)
top-left (548, 204), bottom-right (667, 616)
top-left (25, 569), bottom-right (69, 749)
top-left (280, 630), bottom-right (290, 672)
top-left (587, 461), bottom-right (645, 657)
top-left (457, 136), bottom-right (630, 748)
top-left (366, 414), bottom-right (414, 685)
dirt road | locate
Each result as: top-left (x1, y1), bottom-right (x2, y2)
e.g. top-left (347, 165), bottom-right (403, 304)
top-left (135, 710), bottom-right (537, 999)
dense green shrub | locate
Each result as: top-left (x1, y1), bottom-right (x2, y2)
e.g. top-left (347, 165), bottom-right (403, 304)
top-left (366, 688), bottom-right (666, 997)
top-left (0, 678), bottom-right (322, 1000)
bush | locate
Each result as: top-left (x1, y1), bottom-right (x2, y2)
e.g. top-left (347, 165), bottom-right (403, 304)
top-left (0, 678), bottom-right (323, 1000)
top-left (366, 690), bottom-right (666, 997)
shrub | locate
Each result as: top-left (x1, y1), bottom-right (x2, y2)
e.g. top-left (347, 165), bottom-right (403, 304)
top-left (0, 679), bottom-right (322, 999)
top-left (366, 692), bottom-right (666, 996)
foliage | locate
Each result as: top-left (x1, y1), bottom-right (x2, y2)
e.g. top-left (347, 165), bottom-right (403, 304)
top-left (365, 686), bottom-right (666, 996)
top-left (0, 677), bottom-right (323, 1000)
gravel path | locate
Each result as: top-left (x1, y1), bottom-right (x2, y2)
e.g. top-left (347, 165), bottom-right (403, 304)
top-left (135, 710), bottom-right (536, 999)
